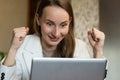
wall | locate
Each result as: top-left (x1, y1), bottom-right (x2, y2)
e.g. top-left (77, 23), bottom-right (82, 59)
top-left (72, 0), bottom-right (99, 56)
top-left (0, 0), bottom-right (28, 52)
top-left (100, 0), bottom-right (120, 80)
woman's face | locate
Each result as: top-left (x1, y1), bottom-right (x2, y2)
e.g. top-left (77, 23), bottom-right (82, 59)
top-left (38, 6), bottom-right (70, 47)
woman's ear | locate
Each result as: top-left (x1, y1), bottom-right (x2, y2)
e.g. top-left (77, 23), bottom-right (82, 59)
top-left (35, 13), bottom-right (40, 26)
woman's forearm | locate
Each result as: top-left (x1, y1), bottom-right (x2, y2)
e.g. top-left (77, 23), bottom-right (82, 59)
top-left (3, 47), bottom-right (17, 67)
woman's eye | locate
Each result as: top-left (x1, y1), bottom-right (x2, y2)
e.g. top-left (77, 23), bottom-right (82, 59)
top-left (61, 23), bottom-right (67, 28)
top-left (46, 22), bottom-right (53, 27)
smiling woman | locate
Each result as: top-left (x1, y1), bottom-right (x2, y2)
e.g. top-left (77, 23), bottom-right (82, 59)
top-left (0, 0), bottom-right (105, 80)
top-left (28, 0), bottom-right (100, 57)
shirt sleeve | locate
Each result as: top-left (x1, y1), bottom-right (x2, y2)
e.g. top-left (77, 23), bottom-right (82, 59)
top-left (0, 56), bottom-right (22, 80)
top-left (0, 58), bottom-right (16, 80)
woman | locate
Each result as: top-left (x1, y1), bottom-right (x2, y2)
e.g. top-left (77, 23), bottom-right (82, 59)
top-left (0, 0), bottom-right (105, 80)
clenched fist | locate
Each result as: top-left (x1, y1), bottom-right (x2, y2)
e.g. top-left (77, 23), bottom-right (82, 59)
top-left (88, 28), bottom-right (105, 58)
top-left (11, 27), bottom-right (29, 50)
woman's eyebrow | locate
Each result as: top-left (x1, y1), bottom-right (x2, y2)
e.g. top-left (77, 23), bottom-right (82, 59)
top-left (45, 19), bottom-right (69, 24)
top-left (45, 19), bottom-right (55, 23)
top-left (60, 21), bottom-right (69, 24)
top-left (62, 21), bottom-right (68, 23)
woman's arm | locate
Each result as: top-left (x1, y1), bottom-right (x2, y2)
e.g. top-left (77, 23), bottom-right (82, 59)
top-left (3, 27), bottom-right (29, 66)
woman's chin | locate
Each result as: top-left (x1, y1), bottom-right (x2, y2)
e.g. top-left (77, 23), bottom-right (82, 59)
top-left (48, 42), bottom-right (60, 46)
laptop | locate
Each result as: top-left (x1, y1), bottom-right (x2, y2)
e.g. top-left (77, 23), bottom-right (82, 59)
top-left (30, 58), bottom-right (107, 80)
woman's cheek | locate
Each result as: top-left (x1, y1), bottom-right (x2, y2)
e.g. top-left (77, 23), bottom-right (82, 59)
top-left (61, 29), bottom-right (69, 36)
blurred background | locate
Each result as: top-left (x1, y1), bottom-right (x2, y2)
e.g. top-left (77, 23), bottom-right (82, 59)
top-left (0, 0), bottom-right (120, 80)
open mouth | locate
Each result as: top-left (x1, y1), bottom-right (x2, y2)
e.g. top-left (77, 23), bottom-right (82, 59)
top-left (48, 36), bottom-right (59, 42)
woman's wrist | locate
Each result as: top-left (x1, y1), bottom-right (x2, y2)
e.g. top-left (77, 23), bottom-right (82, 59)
top-left (93, 49), bottom-right (104, 58)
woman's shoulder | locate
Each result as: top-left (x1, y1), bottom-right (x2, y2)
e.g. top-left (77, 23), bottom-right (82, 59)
top-left (74, 38), bottom-right (90, 58)
top-left (75, 38), bottom-right (87, 50)
top-left (22, 34), bottom-right (40, 44)
top-left (25, 34), bottom-right (40, 40)
top-left (16, 34), bottom-right (42, 57)
top-left (75, 38), bottom-right (86, 46)
top-left (18, 34), bottom-right (41, 51)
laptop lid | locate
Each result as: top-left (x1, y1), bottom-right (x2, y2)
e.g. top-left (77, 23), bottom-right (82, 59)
top-left (30, 58), bottom-right (107, 80)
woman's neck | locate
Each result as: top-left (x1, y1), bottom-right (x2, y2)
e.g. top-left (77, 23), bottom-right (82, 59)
top-left (42, 48), bottom-right (55, 57)
top-left (41, 39), bottom-right (57, 57)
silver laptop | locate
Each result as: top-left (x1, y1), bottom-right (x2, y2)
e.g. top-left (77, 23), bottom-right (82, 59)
top-left (30, 58), bottom-right (107, 80)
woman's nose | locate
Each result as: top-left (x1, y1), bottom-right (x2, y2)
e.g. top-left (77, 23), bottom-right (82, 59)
top-left (53, 27), bottom-right (60, 37)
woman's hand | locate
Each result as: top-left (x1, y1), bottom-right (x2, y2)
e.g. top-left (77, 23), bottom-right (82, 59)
top-left (10, 27), bottom-right (29, 50)
top-left (88, 28), bottom-right (105, 58)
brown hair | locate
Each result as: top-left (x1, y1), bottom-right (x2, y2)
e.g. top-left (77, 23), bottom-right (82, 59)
top-left (33, 0), bottom-right (75, 58)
